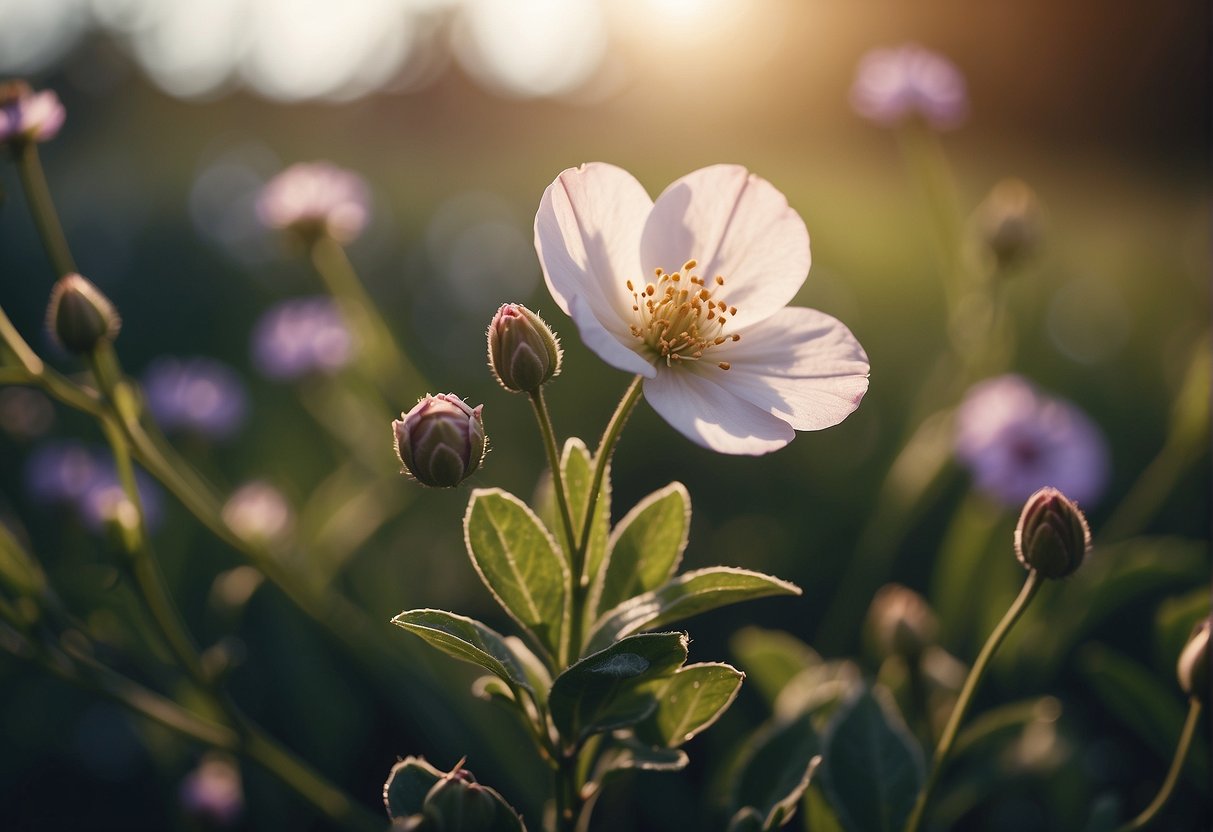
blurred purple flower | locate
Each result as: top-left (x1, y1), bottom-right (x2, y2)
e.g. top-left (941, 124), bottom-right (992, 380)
top-left (851, 44), bottom-right (967, 129)
top-left (143, 357), bottom-right (248, 441)
top-left (955, 375), bottom-right (1110, 507)
top-left (251, 296), bottom-right (353, 380)
top-left (256, 162), bottom-right (370, 243)
top-left (0, 83), bottom-right (65, 144)
top-left (180, 755), bottom-right (243, 827)
top-left (24, 441), bottom-right (164, 532)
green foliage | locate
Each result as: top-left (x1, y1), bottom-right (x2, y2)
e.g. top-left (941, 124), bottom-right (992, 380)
top-left (729, 626), bottom-right (823, 708)
top-left (464, 488), bottom-right (570, 663)
top-left (549, 631), bottom-right (689, 744)
top-left (590, 481), bottom-right (690, 620)
top-left (585, 567), bottom-right (801, 655)
top-left (819, 688), bottom-right (924, 832)
top-left (555, 439), bottom-right (610, 583)
top-left (635, 662), bottom-right (744, 748)
top-left (384, 756), bottom-right (445, 819)
top-left (384, 756), bottom-right (527, 831)
top-left (391, 609), bottom-right (534, 700)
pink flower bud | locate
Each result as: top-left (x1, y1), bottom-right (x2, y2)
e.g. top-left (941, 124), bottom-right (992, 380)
top-left (487, 303), bottom-right (562, 393)
top-left (1014, 487), bottom-right (1091, 579)
top-left (46, 274), bottom-right (121, 354)
top-left (0, 82), bottom-right (65, 145)
top-left (393, 394), bottom-right (486, 488)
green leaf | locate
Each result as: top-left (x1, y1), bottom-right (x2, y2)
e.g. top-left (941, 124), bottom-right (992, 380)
top-left (636, 662), bottom-right (744, 747)
top-left (727, 808), bottom-right (766, 832)
top-left (557, 438), bottom-right (610, 583)
top-left (549, 632), bottom-right (688, 744)
top-left (819, 687), bottom-right (924, 832)
top-left (585, 567), bottom-right (801, 655)
top-left (1078, 642), bottom-right (1209, 789)
top-left (383, 755), bottom-right (444, 819)
top-left (729, 711), bottom-right (820, 825)
top-left (392, 609), bottom-right (533, 698)
top-left (730, 626), bottom-right (822, 708)
top-left (590, 482), bottom-right (690, 620)
top-left (597, 736), bottom-right (689, 780)
top-left (504, 635), bottom-right (552, 707)
top-left (464, 488), bottom-right (569, 662)
top-left (765, 756), bottom-right (820, 830)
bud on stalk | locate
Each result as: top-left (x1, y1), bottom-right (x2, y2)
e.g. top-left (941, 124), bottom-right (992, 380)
top-left (487, 303), bottom-right (562, 393)
top-left (393, 394), bottom-right (486, 488)
top-left (46, 274), bottom-right (121, 354)
top-left (1177, 616), bottom-right (1210, 707)
top-left (1014, 487), bottom-right (1090, 579)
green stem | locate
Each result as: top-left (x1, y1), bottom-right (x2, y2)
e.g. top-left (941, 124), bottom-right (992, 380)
top-left (903, 570), bottom-right (1043, 832)
top-left (554, 752), bottom-right (581, 832)
top-left (16, 141), bottom-right (77, 277)
top-left (528, 388), bottom-right (579, 666)
top-left (1118, 699), bottom-right (1203, 832)
top-left (567, 375), bottom-right (643, 659)
top-left (87, 349), bottom-right (381, 832)
top-left (310, 235), bottom-right (423, 395)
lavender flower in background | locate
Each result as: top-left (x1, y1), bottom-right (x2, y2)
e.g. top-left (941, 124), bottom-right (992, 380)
top-left (850, 44), bottom-right (967, 129)
top-left (143, 357), bottom-right (248, 441)
top-left (954, 374), bottom-right (1110, 507)
top-left (179, 754), bottom-right (243, 827)
top-left (251, 296), bottom-right (354, 380)
top-left (24, 441), bottom-right (164, 532)
top-left (256, 162), bottom-right (370, 243)
top-left (0, 82), bottom-right (65, 144)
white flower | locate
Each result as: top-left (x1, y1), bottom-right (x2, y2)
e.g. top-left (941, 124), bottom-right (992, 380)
top-left (535, 163), bottom-right (870, 455)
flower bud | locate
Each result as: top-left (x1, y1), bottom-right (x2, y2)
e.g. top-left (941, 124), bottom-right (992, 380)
top-left (1014, 487), bottom-right (1090, 579)
top-left (975, 178), bottom-right (1041, 270)
top-left (1177, 616), bottom-right (1210, 707)
top-left (421, 767), bottom-right (523, 832)
top-left (46, 274), bottom-right (121, 354)
top-left (868, 584), bottom-right (939, 660)
top-left (487, 303), bottom-right (562, 393)
top-left (393, 394), bottom-right (486, 488)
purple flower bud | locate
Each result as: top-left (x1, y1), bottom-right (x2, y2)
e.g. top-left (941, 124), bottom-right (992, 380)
top-left (0, 82), bottom-right (65, 145)
top-left (179, 754), bottom-right (243, 827)
top-left (251, 296), bottom-right (353, 380)
top-left (23, 441), bottom-right (163, 533)
top-left (46, 274), bottom-right (121, 354)
top-left (487, 303), bottom-right (562, 393)
top-left (1177, 617), bottom-right (1210, 706)
top-left (955, 375), bottom-right (1109, 508)
top-left (1014, 487), bottom-right (1091, 579)
top-left (851, 44), bottom-right (967, 129)
top-left (867, 584), bottom-right (939, 660)
top-left (393, 394), bottom-right (486, 488)
top-left (256, 162), bottom-right (370, 243)
top-left (142, 357), bottom-right (248, 441)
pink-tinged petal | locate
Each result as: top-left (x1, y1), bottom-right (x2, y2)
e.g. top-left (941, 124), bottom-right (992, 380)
top-left (568, 294), bottom-right (657, 378)
top-left (718, 307), bottom-right (869, 430)
top-left (535, 163), bottom-right (653, 333)
top-left (644, 368), bottom-right (795, 455)
top-left (640, 165), bottom-right (810, 329)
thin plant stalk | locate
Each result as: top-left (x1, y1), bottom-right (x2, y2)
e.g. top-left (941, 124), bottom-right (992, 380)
top-left (15, 141), bottom-right (76, 277)
top-left (1117, 699), bottom-right (1204, 832)
top-left (903, 569), bottom-right (1043, 832)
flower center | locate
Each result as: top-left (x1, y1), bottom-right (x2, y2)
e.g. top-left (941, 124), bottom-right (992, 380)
top-left (626, 259), bottom-right (740, 370)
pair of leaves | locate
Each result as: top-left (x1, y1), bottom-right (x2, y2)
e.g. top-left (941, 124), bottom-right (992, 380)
top-left (384, 756), bottom-right (525, 831)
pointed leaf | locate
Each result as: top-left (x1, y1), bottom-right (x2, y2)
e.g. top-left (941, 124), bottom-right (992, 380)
top-left (729, 711), bottom-right (819, 823)
top-left (392, 609), bottom-right (533, 698)
top-left (549, 631), bottom-right (688, 744)
top-left (591, 482), bottom-right (690, 620)
top-left (597, 736), bottom-right (689, 781)
top-left (559, 438), bottom-right (611, 583)
top-left (464, 488), bottom-right (569, 661)
top-left (636, 662), bottom-right (744, 747)
top-left (730, 626), bottom-right (822, 708)
top-left (384, 756), bottom-right (444, 820)
top-left (586, 568), bottom-right (800, 655)
top-left (819, 687), bottom-right (924, 832)
top-left (765, 756), bottom-right (820, 830)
